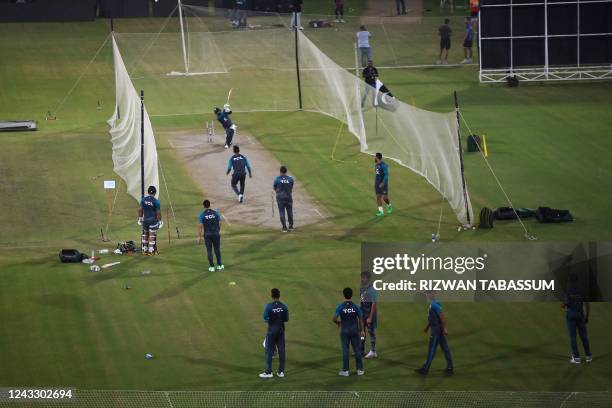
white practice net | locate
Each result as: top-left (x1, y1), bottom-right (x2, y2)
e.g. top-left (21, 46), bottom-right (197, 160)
top-left (108, 35), bottom-right (159, 202)
top-left (112, 4), bottom-right (472, 224)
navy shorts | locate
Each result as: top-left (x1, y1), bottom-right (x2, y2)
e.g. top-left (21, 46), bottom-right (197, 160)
top-left (375, 183), bottom-right (388, 195)
top-left (464, 39), bottom-right (473, 48)
top-left (440, 38), bottom-right (451, 50)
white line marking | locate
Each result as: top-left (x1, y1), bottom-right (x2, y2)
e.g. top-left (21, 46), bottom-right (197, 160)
top-left (222, 214), bottom-right (232, 226)
top-left (314, 208), bottom-right (326, 220)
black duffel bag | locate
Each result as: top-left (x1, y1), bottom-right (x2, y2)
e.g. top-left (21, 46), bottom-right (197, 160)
top-left (535, 207), bottom-right (574, 223)
top-left (479, 207), bottom-right (495, 229)
top-left (59, 249), bottom-right (84, 263)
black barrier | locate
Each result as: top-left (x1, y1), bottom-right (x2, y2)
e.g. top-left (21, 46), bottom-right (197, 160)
top-left (0, 0), bottom-right (97, 22)
top-left (99, 0), bottom-right (150, 18)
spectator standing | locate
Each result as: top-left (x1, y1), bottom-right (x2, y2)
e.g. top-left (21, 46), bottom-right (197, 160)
top-left (437, 18), bottom-right (452, 65)
top-left (356, 25), bottom-right (372, 67)
top-left (335, 0), bottom-right (345, 23)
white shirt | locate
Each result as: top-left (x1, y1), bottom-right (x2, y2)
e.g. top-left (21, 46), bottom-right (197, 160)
top-left (356, 31), bottom-right (371, 48)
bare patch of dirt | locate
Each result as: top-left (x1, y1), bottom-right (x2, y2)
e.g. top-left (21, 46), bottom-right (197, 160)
top-left (169, 130), bottom-right (329, 230)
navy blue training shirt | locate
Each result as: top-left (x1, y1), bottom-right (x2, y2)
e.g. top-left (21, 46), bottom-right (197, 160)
top-left (273, 175), bottom-right (294, 201)
top-left (335, 300), bottom-right (362, 334)
top-left (263, 300), bottom-right (289, 333)
top-left (140, 195), bottom-right (160, 222)
top-left (198, 209), bottom-right (221, 236)
top-left (227, 154), bottom-right (252, 176)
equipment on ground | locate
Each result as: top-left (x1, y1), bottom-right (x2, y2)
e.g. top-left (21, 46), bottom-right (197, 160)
top-left (59, 249), bottom-right (85, 263)
top-left (467, 134), bottom-right (481, 152)
top-left (536, 207), bottom-right (574, 223)
top-left (0, 120), bottom-right (37, 132)
top-left (494, 207), bottom-right (536, 220)
top-left (117, 241), bottom-right (137, 254)
top-left (479, 207), bottom-right (495, 229)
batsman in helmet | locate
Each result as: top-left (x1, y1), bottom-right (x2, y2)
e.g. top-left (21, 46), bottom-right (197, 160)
top-left (214, 104), bottom-right (237, 149)
top-left (138, 185), bottom-right (163, 255)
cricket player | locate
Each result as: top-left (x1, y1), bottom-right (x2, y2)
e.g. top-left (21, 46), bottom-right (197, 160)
top-left (374, 152), bottom-right (392, 217)
top-left (260, 288), bottom-right (289, 378)
top-left (197, 199), bottom-right (224, 272)
top-left (273, 165), bottom-right (294, 233)
top-left (415, 291), bottom-right (454, 376)
top-left (360, 271), bottom-right (378, 358)
top-left (226, 145), bottom-right (252, 203)
top-left (138, 185), bottom-right (163, 255)
top-left (214, 104), bottom-right (237, 149)
top-left (563, 274), bottom-right (592, 364)
top-left (333, 287), bottom-right (365, 376)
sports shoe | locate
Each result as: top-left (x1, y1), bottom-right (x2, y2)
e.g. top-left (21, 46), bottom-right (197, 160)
top-left (217, 264), bottom-right (224, 271)
top-left (208, 266), bottom-right (215, 272)
top-left (436, 60), bottom-right (442, 65)
top-left (444, 367), bottom-right (454, 376)
top-left (338, 370), bottom-right (349, 377)
top-left (238, 194), bottom-right (244, 203)
top-left (386, 204), bottom-right (393, 214)
top-left (357, 370), bottom-right (365, 376)
top-left (288, 226), bottom-right (294, 231)
top-left (334, 19), bottom-right (339, 22)
top-left (443, 60), bottom-right (449, 65)
top-left (376, 210), bottom-right (385, 217)
top-left (276, 371), bottom-right (285, 378)
top-left (282, 228), bottom-right (289, 233)
top-left (259, 372), bottom-right (273, 378)
top-left (340, 19), bottom-right (345, 23)
top-left (461, 59), bottom-right (469, 64)
top-left (414, 367), bottom-right (428, 375)
top-left (299, 26), bottom-right (304, 30)
top-left (570, 356), bottom-right (581, 364)
top-left (224, 144), bottom-right (229, 149)
top-left (586, 355), bottom-right (593, 363)
top-left (365, 350), bottom-right (378, 359)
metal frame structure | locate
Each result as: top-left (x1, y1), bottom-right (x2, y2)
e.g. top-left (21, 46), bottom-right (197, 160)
top-left (479, 0), bottom-right (612, 83)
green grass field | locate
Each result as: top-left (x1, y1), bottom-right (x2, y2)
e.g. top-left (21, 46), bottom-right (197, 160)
top-left (1, 7), bottom-right (612, 402)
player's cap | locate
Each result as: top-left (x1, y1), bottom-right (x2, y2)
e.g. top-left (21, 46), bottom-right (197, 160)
top-left (147, 186), bottom-right (157, 195)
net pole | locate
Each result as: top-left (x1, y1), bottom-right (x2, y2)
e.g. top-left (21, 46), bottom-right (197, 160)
top-left (178, 0), bottom-right (189, 73)
top-left (294, 29), bottom-right (303, 110)
top-left (454, 91), bottom-right (471, 226)
top-left (140, 90), bottom-right (145, 199)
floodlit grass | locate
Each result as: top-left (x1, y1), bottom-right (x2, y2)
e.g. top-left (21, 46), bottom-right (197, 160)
top-left (0, 15), bottom-right (611, 394)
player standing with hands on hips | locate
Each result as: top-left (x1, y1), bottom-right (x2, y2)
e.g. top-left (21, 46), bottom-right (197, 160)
top-left (197, 199), bottom-right (224, 272)
top-left (374, 152), bottom-right (392, 217)
top-left (214, 104), bottom-right (237, 149)
top-left (227, 145), bottom-right (252, 203)
top-left (138, 185), bottom-right (163, 256)
top-left (273, 166), bottom-right (294, 233)
top-left (259, 288), bottom-right (289, 378)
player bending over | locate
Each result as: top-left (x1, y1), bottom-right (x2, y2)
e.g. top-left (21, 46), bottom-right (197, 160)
top-left (227, 145), bottom-right (252, 203)
top-left (214, 104), bottom-right (237, 149)
top-left (138, 186), bottom-right (163, 255)
top-left (374, 152), bottom-right (392, 217)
